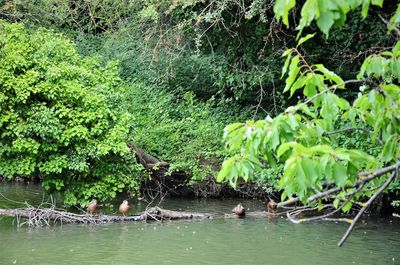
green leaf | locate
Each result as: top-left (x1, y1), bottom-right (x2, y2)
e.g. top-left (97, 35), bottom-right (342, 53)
top-left (283, 55), bottom-right (300, 93)
top-left (277, 142), bottom-right (293, 157)
top-left (281, 52), bottom-right (293, 78)
top-left (217, 158), bottom-right (234, 182)
top-left (297, 33), bottom-right (316, 47)
top-left (266, 152), bottom-right (277, 169)
top-left (333, 198), bottom-right (340, 209)
top-left (282, 48), bottom-right (294, 58)
top-left (316, 11), bottom-right (335, 36)
top-left (333, 163), bottom-right (347, 187)
top-left (342, 201), bottom-right (352, 213)
top-left (297, 0), bottom-right (319, 31)
top-left (320, 93), bottom-right (338, 122)
top-left (314, 64), bottom-right (344, 87)
top-left (301, 157), bottom-right (318, 183)
top-left (361, 0), bottom-right (370, 18)
top-left (295, 159), bottom-right (308, 199)
top-left (389, 4), bottom-right (400, 32)
top-left (382, 135), bottom-right (397, 162)
top-left (371, 0), bottom-right (383, 7)
top-left (269, 128), bottom-right (281, 151)
top-left (290, 75), bottom-right (306, 97)
top-left (394, 42), bottom-right (400, 56)
top-left (274, 0), bottom-right (297, 27)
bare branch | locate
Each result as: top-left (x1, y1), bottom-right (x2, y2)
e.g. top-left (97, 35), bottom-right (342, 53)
top-left (337, 171), bottom-right (397, 247)
top-left (306, 161), bottom-right (400, 204)
top-left (360, 161), bottom-right (400, 177)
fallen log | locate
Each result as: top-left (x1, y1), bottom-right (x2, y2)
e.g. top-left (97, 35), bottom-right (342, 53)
top-left (127, 142), bottom-right (169, 170)
top-left (0, 206), bottom-right (212, 227)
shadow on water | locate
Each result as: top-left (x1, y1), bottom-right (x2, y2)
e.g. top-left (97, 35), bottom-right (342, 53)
top-left (0, 183), bottom-right (400, 265)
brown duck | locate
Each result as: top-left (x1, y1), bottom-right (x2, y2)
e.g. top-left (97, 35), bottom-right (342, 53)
top-left (266, 199), bottom-right (277, 213)
top-left (232, 203), bottom-right (246, 216)
top-left (87, 199), bottom-right (98, 215)
top-left (119, 200), bottom-right (130, 216)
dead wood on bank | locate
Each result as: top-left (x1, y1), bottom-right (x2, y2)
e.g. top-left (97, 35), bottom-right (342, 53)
top-left (0, 206), bottom-right (212, 227)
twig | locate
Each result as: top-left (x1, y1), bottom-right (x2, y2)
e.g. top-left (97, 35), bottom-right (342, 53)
top-left (378, 14), bottom-right (400, 36)
top-left (322, 217), bottom-right (352, 223)
top-left (289, 79), bottom-right (365, 114)
top-left (324, 127), bottom-right (372, 136)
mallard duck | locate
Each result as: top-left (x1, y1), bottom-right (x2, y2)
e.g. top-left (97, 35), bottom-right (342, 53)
top-left (266, 199), bottom-right (277, 212)
top-left (119, 200), bottom-right (130, 216)
top-left (232, 203), bottom-right (246, 216)
top-left (87, 199), bottom-right (98, 215)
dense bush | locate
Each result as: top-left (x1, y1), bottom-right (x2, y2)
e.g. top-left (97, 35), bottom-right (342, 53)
top-left (0, 21), bottom-right (144, 206)
top-left (123, 83), bottom-right (251, 183)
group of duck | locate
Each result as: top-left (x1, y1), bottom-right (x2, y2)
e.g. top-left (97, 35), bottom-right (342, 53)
top-left (86, 199), bottom-right (130, 216)
top-left (86, 198), bottom-right (277, 217)
top-left (231, 200), bottom-right (277, 217)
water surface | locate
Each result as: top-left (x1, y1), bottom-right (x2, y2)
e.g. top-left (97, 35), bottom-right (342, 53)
top-left (0, 183), bottom-right (399, 265)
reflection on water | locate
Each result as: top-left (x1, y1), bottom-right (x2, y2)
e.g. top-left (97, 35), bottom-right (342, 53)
top-left (0, 183), bottom-right (399, 265)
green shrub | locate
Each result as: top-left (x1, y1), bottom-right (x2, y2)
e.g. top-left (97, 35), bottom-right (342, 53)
top-left (0, 20), bottom-right (144, 206)
top-left (123, 83), bottom-right (252, 182)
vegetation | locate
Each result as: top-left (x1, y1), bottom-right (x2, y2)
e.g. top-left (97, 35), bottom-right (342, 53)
top-left (0, 17), bottom-right (248, 205)
top-left (218, 0), bottom-right (400, 245)
top-left (0, 21), bottom-right (144, 205)
top-left (1, 0), bottom-right (400, 235)
top-left (125, 84), bottom-right (251, 182)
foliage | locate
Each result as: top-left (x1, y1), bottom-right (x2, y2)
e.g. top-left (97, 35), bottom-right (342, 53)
top-left (0, 21), bottom-right (145, 206)
top-left (122, 82), bottom-right (251, 182)
top-left (275, 0), bottom-right (384, 36)
top-left (0, 0), bottom-right (137, 33)
top-left (218, 0), bottom-right (400, 212)
top-left (1, 0), bottom-right (399, 204)
top-left (3, 0), bottom-right (394, 111)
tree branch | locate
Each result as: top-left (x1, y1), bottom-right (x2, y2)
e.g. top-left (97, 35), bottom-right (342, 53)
top-left (289, 79), bottom-right (365, 114)
top-left (306, 161), bottom-right (400, 204)
top-left (324, 127), bottom-right (372, 136)
top-left (337, 170), bottom-right (397, 246)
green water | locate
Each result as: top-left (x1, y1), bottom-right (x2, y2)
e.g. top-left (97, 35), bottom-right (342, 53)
top-left (0, 183), bottom-right (399, 265)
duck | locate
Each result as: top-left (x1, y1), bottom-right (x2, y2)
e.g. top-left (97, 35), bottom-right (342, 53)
top-left (232, 203), bottom-right (246, 216)
top-left (266, 199), bottom-right (277, 212)
top-left (87, 199), bottom-right (98, 215)
top-left (119, 200), bottom-right (130, 216)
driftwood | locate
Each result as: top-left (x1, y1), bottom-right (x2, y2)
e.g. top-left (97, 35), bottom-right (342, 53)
top-left (0, 206), bottom-right (211, 227)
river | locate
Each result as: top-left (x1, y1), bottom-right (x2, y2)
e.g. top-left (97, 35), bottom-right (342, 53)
top-left (0, 183), bottom-right (399, 265)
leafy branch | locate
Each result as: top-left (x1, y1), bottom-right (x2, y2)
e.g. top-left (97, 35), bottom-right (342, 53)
top-left (218, 0), bottom-right (400, 247)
